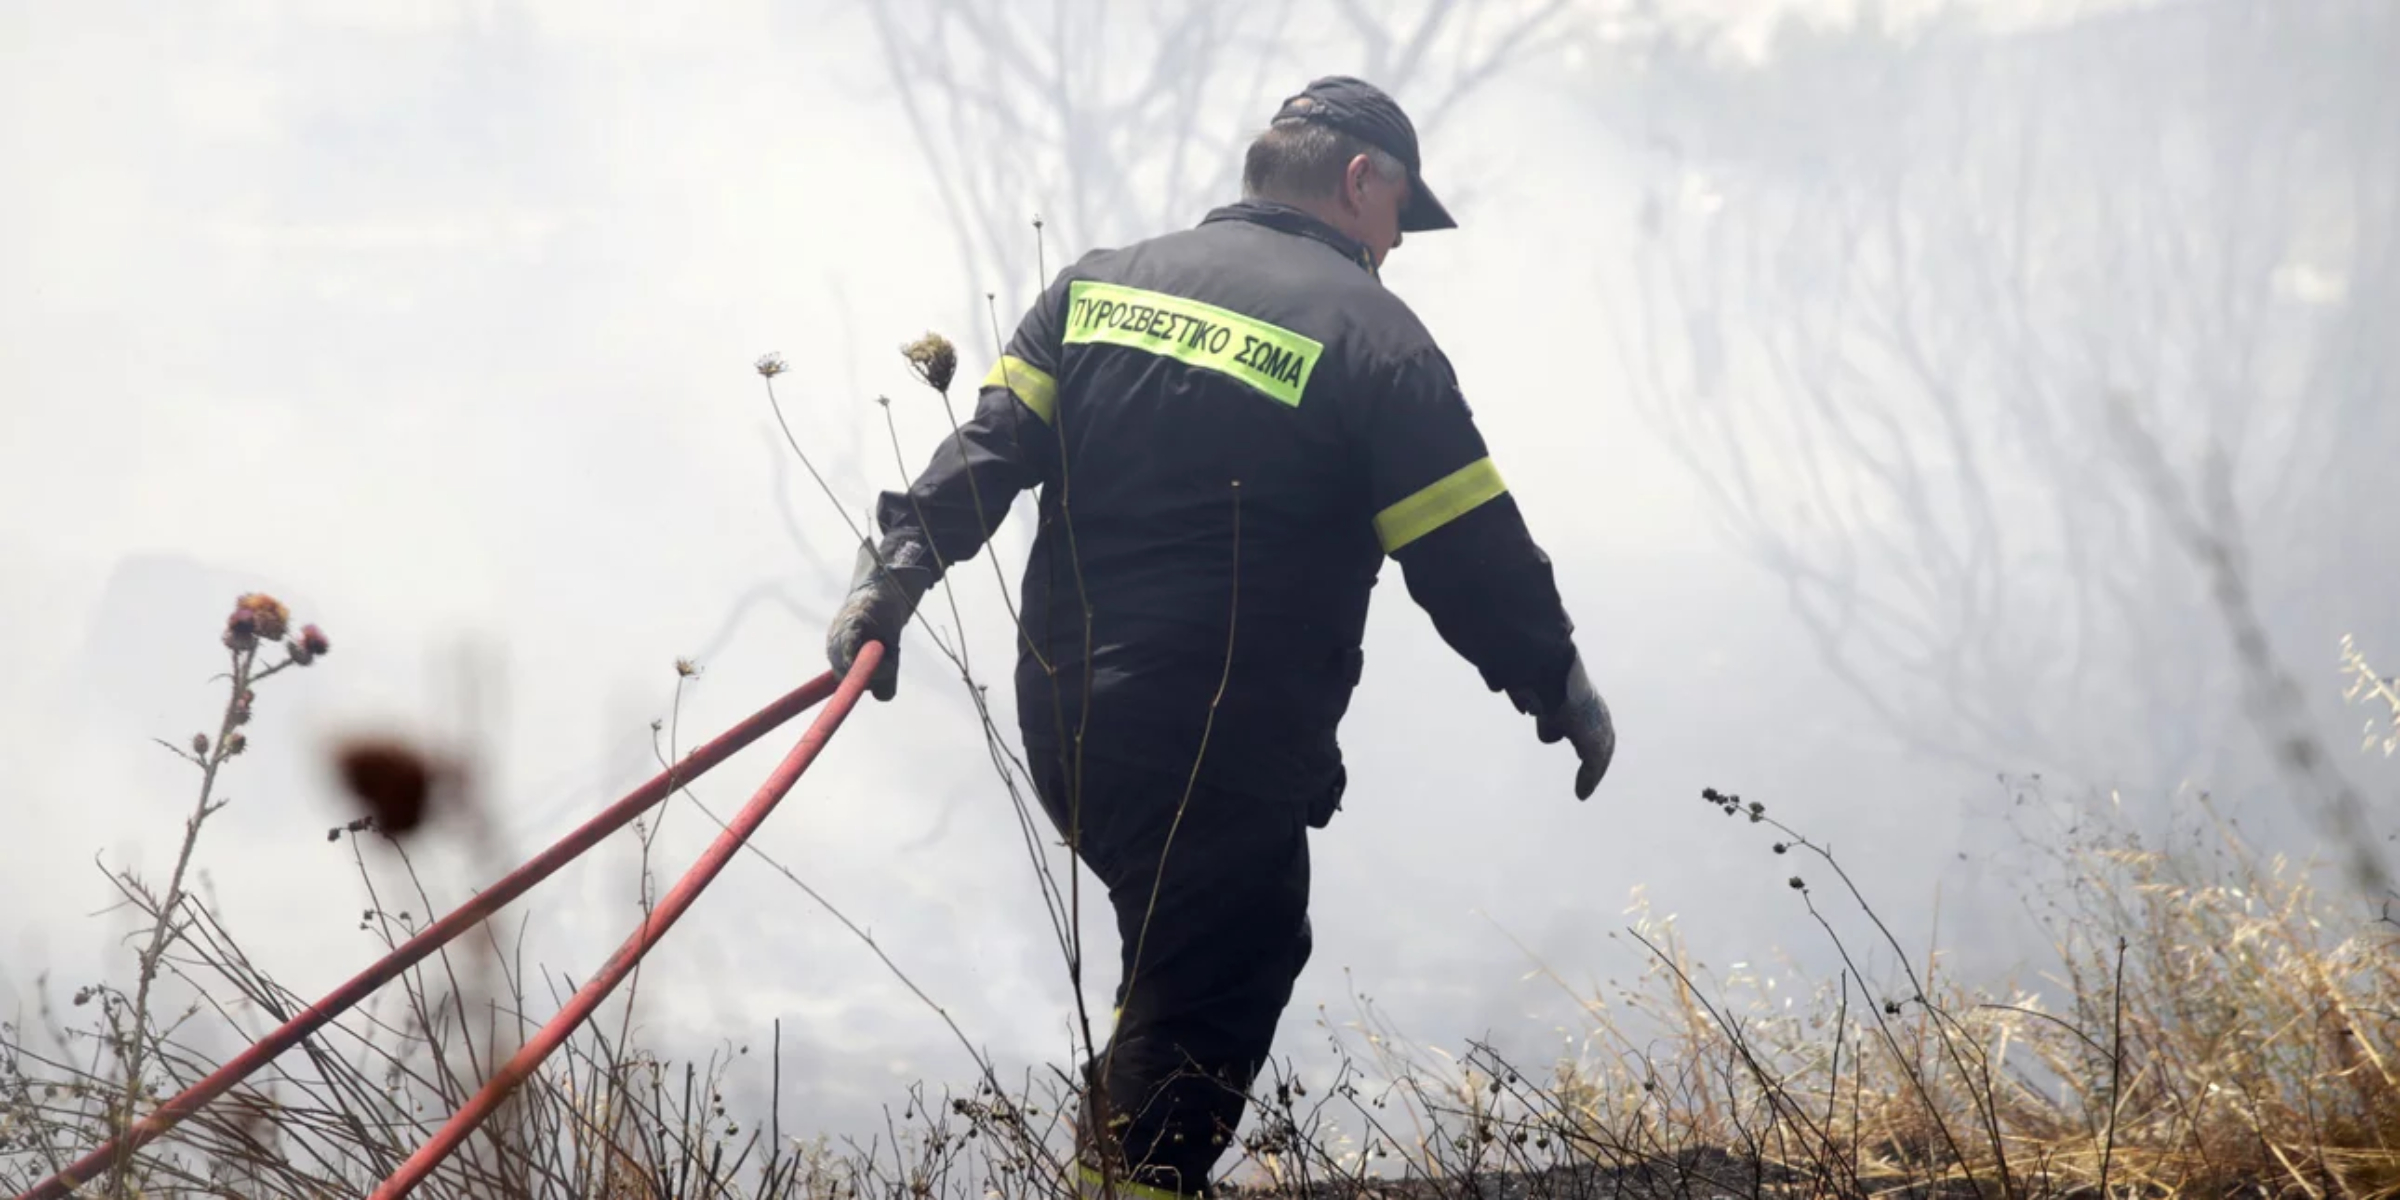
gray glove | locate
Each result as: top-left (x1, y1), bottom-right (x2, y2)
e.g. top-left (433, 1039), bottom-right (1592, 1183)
top-left (825, 534), bottom-right (936, 702)
top-left (1509, 655), bottom-right (1615, 800)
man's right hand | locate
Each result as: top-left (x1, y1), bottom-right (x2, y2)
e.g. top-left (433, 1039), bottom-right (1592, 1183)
top-left (1509, 655), bottom-right (1615, 800)
top-left (824, 535), bottom-right (935, 702)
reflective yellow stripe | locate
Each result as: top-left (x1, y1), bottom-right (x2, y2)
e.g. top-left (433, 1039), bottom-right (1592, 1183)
top-left (1075, 1163), bottom-right (1187, 1200)
top-left (984, 355), bottom-right (1058, 423)
top-left (1061, 280), bottom-right (1323, 408)
top-left (1375, 457), bottom-right (1507, 553)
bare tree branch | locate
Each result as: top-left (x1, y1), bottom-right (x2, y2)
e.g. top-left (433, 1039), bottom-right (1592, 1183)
top-left (1599, 0), bottom-right (2400, 814)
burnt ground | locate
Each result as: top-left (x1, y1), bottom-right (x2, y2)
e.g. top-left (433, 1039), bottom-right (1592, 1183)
top-left (1200, 1145), bottom-right (2304, 1200)
top-left (1205, 1148), bottom-right (2031, 1200)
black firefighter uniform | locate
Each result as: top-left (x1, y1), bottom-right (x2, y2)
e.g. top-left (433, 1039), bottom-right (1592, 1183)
top-left (861, 197), bottom-right (1584, 1195)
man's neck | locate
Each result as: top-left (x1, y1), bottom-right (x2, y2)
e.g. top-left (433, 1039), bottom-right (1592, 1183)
top-left (1210, 197), bottom-right (1378, 276)
top-left (1262, 195), bottom-right (1364, 244)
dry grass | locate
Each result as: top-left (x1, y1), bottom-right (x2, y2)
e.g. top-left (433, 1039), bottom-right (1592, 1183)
top-left (1512, 792), bottom-right (2399, 1200)
top-left (3, 595), bottom-right (2393, 1199)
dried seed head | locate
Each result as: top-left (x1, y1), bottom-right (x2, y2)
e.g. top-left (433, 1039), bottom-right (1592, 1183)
top-left (192, 733), bottom-right (210, 755)
top-left (755, 352), bottom-right (788, 379)
top-left (901, 332), bottom-right (958, 393)
top-left (224, 732), bottom-right (247, 756)
top-left (1788, 876), bottom-right (1805, 890)
top-left (234, 593), bottom-right (291, 642)
top-left (300, 625), bottom-right (330, 656)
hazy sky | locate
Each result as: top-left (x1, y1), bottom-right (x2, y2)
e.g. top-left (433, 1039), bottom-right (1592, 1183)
top-left (4, 0), bottom-right (2384, 1171)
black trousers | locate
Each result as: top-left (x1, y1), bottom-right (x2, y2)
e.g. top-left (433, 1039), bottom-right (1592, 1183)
top-left (1027, 748), bottom-right (1315, 1197)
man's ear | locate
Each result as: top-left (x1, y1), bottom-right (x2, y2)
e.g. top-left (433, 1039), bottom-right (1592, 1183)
top-left (1344, 154), bottom-right (1371, 209)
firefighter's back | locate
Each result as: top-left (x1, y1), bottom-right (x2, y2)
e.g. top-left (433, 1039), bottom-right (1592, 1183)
top-left (1011, 202), bottom-right (1438, 806)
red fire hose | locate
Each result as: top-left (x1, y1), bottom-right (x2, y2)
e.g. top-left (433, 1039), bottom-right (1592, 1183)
top-left (17, 645), bottom-right (883, 1200)
top-left (372, 642), bottom-right (881, 1196)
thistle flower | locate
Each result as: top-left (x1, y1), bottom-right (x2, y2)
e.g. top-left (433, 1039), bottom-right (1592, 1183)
top-left (192, 733), bottom-right (210, 755)
top-left (755, 352), bottom-right (788, 379)
top-left (901, 332), bottom-right (958, 393)
top-left (288, 623), bottom-right (329, 666)
top-left (235, 593), bottom-right (290, 642)
top-left (289, 628), bottom-right (333, 667)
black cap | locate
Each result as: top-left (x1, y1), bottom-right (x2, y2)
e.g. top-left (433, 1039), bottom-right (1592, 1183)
top-left (1270, 74), bottom-right (1457, 233)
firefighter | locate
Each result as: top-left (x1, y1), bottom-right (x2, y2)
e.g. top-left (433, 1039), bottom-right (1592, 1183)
top-left (826, 74), bottom-right (1614, 1199)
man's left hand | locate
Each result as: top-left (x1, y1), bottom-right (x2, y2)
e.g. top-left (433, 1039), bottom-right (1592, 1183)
top-left (1511, 656), bottom-right (1615, 800)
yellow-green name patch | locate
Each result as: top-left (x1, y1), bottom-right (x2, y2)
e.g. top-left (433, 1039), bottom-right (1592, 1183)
top-left (1062, 280), bottom-right (1323, 408)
